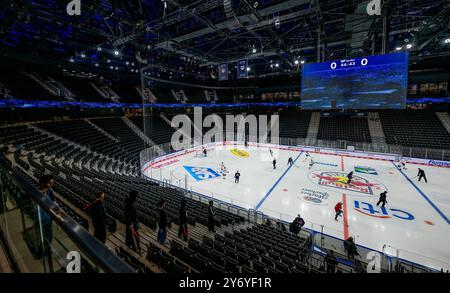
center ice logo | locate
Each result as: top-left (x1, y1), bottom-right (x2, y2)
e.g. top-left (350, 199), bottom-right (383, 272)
top-left (308, 171), bottom-right (387, 196)
top-left (183, 166), bottom-right (221, 181)
top-left (354, 200), bottom-right (414, 221)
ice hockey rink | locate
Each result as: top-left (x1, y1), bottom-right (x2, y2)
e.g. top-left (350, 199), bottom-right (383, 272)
top-left (142, 142), bottom-right (450, 271)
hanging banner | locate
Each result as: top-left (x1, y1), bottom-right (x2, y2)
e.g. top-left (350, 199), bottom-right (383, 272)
top-left (219, 63), bottom-right (228, 81)
top-left (237, 59), bottom-right (248, 79)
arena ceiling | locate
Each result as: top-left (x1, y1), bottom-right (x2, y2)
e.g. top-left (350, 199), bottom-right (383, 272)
top-left (0, 0), bottom-right (449, 81)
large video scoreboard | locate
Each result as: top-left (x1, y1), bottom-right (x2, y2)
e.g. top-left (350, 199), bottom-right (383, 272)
top-left (301, 52), bottom-right (409, 109)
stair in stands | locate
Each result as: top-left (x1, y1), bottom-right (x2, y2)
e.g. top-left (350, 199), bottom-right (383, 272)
top-left (85, 119), bottom-right (119, 142)
top-left (367, 112), bottom-right (387, 145)
top-left (305, 112), bottom-right (320, 145)
top-left (121, 116), bottom-right (164, 154)
top-left (436, 112), bottom-right (450, 134)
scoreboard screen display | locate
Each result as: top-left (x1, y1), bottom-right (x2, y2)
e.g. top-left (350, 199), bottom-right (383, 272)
top-left (301, 52), bottom-right (408, 109)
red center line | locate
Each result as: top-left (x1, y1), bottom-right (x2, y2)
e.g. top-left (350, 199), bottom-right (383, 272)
top-left (341, 156), bottom-right (350, 239)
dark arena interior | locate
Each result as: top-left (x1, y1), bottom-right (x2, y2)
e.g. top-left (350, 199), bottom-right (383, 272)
top-left (0, 0), bottom-right (450, 280)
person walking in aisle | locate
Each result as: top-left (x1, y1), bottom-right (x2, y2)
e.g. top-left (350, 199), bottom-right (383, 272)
top-left (178, 199), bottom-right (188, 241)
top-left (334, 202), bottom-right (343, 221)
top-left (417, 168), bottom-right (427, 183)
top-left (287, 157), bottom-right (294, 166)
top-left (85, 192), bottom-right (107, 243)
top-left (157, 200), bottom-right (168, 245)
top-left (234, 170), bottom-right (241, 183)
top-left (208, 200), bottom-right (216, 233)
top-left (376, 191), bottom-right (388, 208)
top-left (124, 190), bottom-right (140, 254)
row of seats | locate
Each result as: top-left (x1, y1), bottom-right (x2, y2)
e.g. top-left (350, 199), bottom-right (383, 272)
top-left (168, 224), bottom-right (312, 273)
top-left (115, 247), bottom-right (152, 273)
top-left (317, 116), bottom-right (372, 143)
top-left (379, 110), bottom-right (450, 149)
top-left (279, 109), bottom-right (311, 138)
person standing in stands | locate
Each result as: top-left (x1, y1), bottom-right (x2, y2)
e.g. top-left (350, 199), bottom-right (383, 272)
top-left (178, 199), bottom-right (188, 241)
top-left (124, 190), bottom-right (140, 254)
top-left (37, 175), bottom-right (56, 256)
top-left (157, 200), bottom-right (168, 245)
top-left (417, 168), bottom-right (427, 183)
top-left (344, 237), bottom-right (359, 262)
top-left (325, 250), bottom-right (338, 273)
top-left (85, 192), bottom-right (107, 243)
top-left (208, 200), bottom-right (216, 233)
top-left (289, 214), bottom-right (305, 235)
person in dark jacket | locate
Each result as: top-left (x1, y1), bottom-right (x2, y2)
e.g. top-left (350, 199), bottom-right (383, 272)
top-left (86, 192), bottom-right (107, 243)
top-left (287, 157), bottom-right (294, 166)
top-left (417, 168), bottom-right (427, 183)
top-left (178, 199), bottom-right (188, 241)
top-left (124, 190), bottom-right (140, 254)
top-left (376, 191), bottom-right (388, 208)
top-left (344, 237), bottom-right (359, 262)
top-left (157, 200), bottom-right (168, 244)
top-left (346, 171), bottom-right (354, 185)
top-left (234, 171), bottom-right (241, 183)
top-left (289, 214), bottom-right (305, 235)
top-left (208, 200), bottom-right (216, 233)
top-left (325, 250), bottom-right (338, 273)
top-left (37, 175), bottom-right (56, 256)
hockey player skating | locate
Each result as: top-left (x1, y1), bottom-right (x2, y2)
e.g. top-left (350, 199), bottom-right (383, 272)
top-left (308, 158), bottom-right (315, 170)
top-left (234, 171), bottom-right (241, 183)
top-left (376, 191), bottom-right (388, 208)
top-left (398, 158), bottom-right (407, 170)
top-left (273, 158), bottom-right (277, 169)
top-left (220, 162), bottom-right (228, 180)
top-left (287, 157), bottom-right (294, 166)
top-left (244, 140), bottom-right (248, 148)
top-left (203, 148), bottom-right (207, 157)
top-left (417, 168), bottom-right (427, 183)
top-left (303, 151), bottom-right (311, 162)
top-left (346, 171), bottom-right (354, 185)
top-left (269, 149), bottom-right (273, 157)
top-left (334, 202), bottom-right (343, 221)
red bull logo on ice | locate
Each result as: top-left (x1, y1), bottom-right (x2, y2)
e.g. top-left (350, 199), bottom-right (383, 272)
top-left (308, 171), bottom-right (387, 196)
